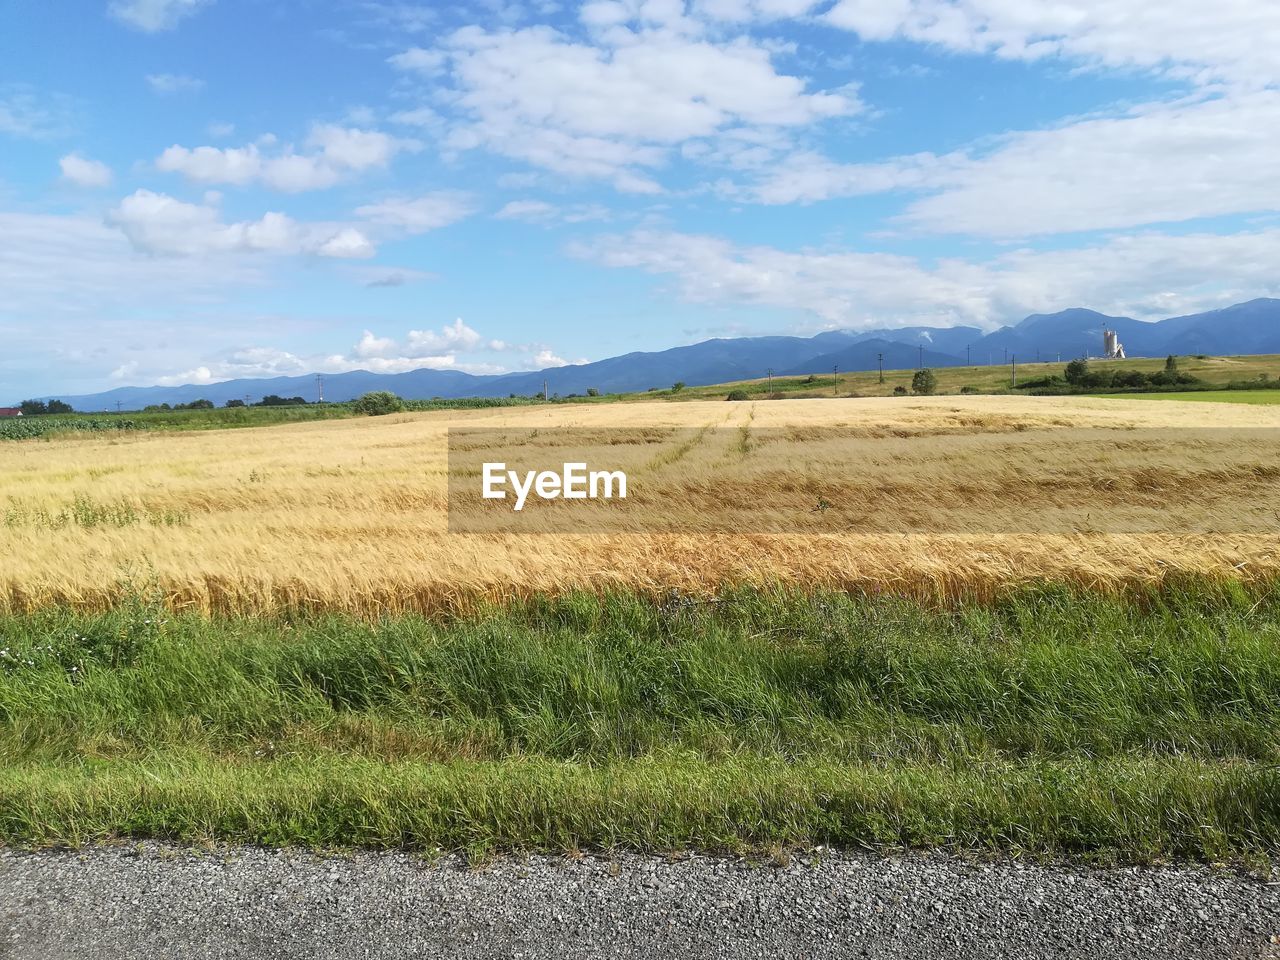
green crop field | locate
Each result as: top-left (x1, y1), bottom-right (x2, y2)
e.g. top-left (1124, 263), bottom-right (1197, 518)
top-left (1088, 389), bottom-right (1280, 405)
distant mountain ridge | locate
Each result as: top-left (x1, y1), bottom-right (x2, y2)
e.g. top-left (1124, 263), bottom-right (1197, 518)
top-left (30, 298), bottom-right (1280, 411)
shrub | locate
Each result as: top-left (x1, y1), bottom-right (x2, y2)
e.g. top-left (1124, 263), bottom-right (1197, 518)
top-left (893, 385), bottom-right (908, 396)
top-left (352, 391), bottom-right (406, 416)
top-left (1112, 371), bottom-right (1149, 389)
top-left (225, 399), bottom-right (246, 408)
top-left (911, 369), bottom-right (937, 396)
top-left (1064, 358), bottom-right (1090, 386)
top-left (586, 387), bottom-right (600, 397)
top-left (959, 385), bottom-right (980, 395)
top-left (671, 382), bottom-right (686, 393)
top-left (726, 390), bottom-right (749, 401)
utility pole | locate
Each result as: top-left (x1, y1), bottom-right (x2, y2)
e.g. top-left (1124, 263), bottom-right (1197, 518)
top-left (115, 401), bottom-right (123, 413)
top-left (315, 374), bottom-right (324, 404)
top-left (543, 380), bottom-right (548, 402)
top-left (833, 364), bottom-right (839, 397)
top-left (918, 344), bottom-right (924, 370)
top-left (766, 367), bottom-right (773, 399)
top-left (877, 353), bottom-right (884, 384)
top-left (1004, 347), bottom-right (1009, 365)
top-left (966, 345), bottom-right (971, 367)
top-left (1011, 354), bottom-right (1018, 388)
top-left (244, 394), bottom-right (252, 407)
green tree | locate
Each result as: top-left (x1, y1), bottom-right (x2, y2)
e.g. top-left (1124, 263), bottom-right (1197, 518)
top-left (352, 391), bottom-right (405, 416)
top-left (726, 389), bottom-right (749, 401)
top-left (671, 382), bottom-right (686, 393)
top-left (586, 387), bottom-right (600, 397)
top-left (45, 399), bottom-right (73, 414)
top-left (1165, 355), bottom-right (1179, 374)
top-left (911, 369), bottom-right (937, 396)
top-left (18, 400), bottom-right (48, 416)
top-left (1064, 358), bottom-right (1090, 386)
top-left (225, 399), bottom-right (246, 408)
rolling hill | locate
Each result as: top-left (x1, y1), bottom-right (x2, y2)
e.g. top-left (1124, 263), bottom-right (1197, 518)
top-left (30, 298), bottom-right (1280, 411)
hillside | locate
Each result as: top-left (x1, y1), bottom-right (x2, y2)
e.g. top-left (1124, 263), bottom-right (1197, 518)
top-left (28, 298), bottom-right (1280, 411)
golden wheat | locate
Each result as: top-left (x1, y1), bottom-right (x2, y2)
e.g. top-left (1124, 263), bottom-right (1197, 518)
top-left (2, 395), bottom-right (1278, 614)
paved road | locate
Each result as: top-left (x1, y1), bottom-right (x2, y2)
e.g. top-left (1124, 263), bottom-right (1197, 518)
top-left (1, 844), bottom-right (1277, 959)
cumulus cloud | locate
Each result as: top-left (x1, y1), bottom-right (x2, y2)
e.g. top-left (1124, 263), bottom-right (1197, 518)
top-left (106, 190), bottom-right (375, 258)
top-left (142, 320), bottom-right (557, 387)
top-left (108, 0), bottom-right (210, 32)
top-left (155, 124), bottom-right (418, 192)
top-left (575, 227), bottom-right (1280, 328)
top-left (395, 21), bottom-right (856, 191)
top-left (59, 153), bottom-right (113, 188)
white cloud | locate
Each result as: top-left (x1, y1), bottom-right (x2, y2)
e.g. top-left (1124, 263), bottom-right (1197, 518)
top-left (354, 193), bottom-right (475, 233)
top-left (824, 0), bottom-right (1280, 88)
top-left (495, 199), bottom-right (612, 224)
top-left (146, 73), bottom-right (205, 94)
top-left (387, 47), bottom-right (447, 75)
top-left (152, 321), bottom-right (533, 386)
top-left (106, 189), bottom-right (375, 259)
top-left (155, 124), bottom-right (418, 192)
top-left (59, 153), bottom-right (114, 188)
top-left (575, 227), bottom-right (1280, 329)
top-left (532, 348), bottom-right (572, 367)
top-left (0, 209), bottom-right (264, 322)
top-left (411, 22), bottom-right (856, 190)
top-left (0, 86), bottom-right (74, 139)
top-left (109, 0), bottom-right (209, 32)
top-left (406, 318), bottom-right (491, 353)
top-left (747, 91), bottom-right (1280, 236)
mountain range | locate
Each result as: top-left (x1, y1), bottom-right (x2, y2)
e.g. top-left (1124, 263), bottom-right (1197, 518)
top-left (32, 298), bottom-right (1280, 411)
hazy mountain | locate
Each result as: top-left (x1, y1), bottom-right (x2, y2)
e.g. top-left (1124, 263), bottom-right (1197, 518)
top-left (29, 298), bottom-right (1280, 411)
top-left (780, 339), bottom-right (963, 377)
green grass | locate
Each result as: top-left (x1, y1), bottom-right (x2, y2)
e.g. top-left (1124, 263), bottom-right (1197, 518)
top-left (662, 354), bottom-right (1280, 402)
top-left (2, 582), bottom-right (1279, 860)
top-left (1087, 390), bottom-right (1280, 405)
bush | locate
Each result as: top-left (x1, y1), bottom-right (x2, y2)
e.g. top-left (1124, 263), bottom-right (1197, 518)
top-left (352, 391), bottom-right (406, 416)
top-left (911, 369), bottom-right (937, 396)
top-left (1064, 358), bottom-right (1090, 386)
top-left (726, 390), bottom-right (749, 401)
top-left (893, 385), bottom-right (908, 396)
top-left (586, 388), bottom-right (600, 397)
top-left (225, 399), bottom-right (246, 408)
top-left (959, 385), bottom-right (980, 395)
top-left (1112, 371), bottom-right (1149, 389)
top-left (671, 382), bottom-right (686, 393)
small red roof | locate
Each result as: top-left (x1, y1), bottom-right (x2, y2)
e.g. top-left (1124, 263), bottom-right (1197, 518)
top-left (0, 408), bottom-right (22, 417)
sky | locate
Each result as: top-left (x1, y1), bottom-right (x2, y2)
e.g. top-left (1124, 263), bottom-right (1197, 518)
top-left (3, 0), bottom-right (1280, 399)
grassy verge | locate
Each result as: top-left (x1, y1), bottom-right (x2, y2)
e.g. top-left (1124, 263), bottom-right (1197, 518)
top-left (1087, 390), bottom-right (1280, 405)
top-left (1, 583), bottom-right (1279, 859)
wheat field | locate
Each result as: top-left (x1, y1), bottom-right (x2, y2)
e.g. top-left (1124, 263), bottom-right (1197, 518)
top-left (3, 395), bottom-right (1279, 615)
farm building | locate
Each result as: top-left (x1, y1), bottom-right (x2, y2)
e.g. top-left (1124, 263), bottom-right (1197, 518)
top-left (0, 408), bottom-right (22, 418)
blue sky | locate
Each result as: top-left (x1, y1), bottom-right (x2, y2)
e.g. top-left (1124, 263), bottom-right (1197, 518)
top-left (3, 0), bottom-right (1280, 399)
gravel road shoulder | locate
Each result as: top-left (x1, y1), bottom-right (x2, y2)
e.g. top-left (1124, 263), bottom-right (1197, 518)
top-left (1, 844), bottom-right (1277, 960)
